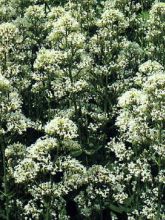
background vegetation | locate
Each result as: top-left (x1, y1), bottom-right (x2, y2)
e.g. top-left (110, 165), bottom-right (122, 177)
top-left (0, 0), bottom-right (165, 219)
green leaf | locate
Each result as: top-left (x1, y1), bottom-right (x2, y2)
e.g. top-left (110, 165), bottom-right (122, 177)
top-left (109, 204), bottom-right (123, 214)
top-left (140, 11), bottom-right (150, 20)
top-left (70, 149), bottom-right (83, 157)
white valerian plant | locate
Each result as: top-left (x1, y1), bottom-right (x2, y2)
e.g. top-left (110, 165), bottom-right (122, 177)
top-left (103, 0), bottom-right (141, 34)
top-left (97, 8), bottom-right (128, 32)
top-left (106, 139), bottom-right (133, 161)
top-left (107, 61), bottom-right (165, 219)
top-left (66, 0), bottom-right (100, 31)
top-left (0, 0), bottom-right (164, 219)
top-left (0, 74), bottom-right (10, 91)
top-left (45, 117), bottom-right (78, 140)
top-left (75, 164), bottom-right (128, 217)
top-left (24, 5), bottom-right (45, 22)
top-left (89, 6), bottom-right (129, 114)
top-left (0, 22), bottom-right (19, 72)
top-left (12, 138), bottom-right (86, 219)
top-left (138, 60), bottom-right (163, 74)
top-left (146, 3), bottom-right (165, 65)
top-left (0, 22), bottom-right (18, 47)
top-left (34, 48), bottom-right (67, 75)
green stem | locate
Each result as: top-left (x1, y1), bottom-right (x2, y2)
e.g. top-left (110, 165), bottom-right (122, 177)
top-left (1, 138), bottom-right (9, 220)
top-left (156, 100), bottom-right (163, 218)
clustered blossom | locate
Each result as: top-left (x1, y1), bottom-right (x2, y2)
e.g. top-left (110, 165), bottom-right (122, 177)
top-left (45, 117), bottom-right (78, 139)
top-left (109, 60), bottom-right (165, 219)
top-left (24, 5), bottom-right (45, 21)
top-left (106, 139), bottom-right (133, 161)
top-left (34, 48), bottom-right (67, 74)
top-left (146, 3), bottom-right (165, 64)
top-left (0, 0), bottom-right (165, 220)
top-left (97, 8), bottom-right (128, 32)
top-left (0, 22), bottom-right (18, 45)
top-left (0, 74), bottom-right (10, 91)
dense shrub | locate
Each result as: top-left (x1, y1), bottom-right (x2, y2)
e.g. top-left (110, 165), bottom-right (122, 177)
top-left (0, 0), bottom-right (165, 219)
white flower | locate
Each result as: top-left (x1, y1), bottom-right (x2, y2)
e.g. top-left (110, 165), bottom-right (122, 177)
top-left (27, 137), bottom-right (58, 158)
top-left (118, 89), bottom-right (147, 108)
top-left (24, 5), bottom-right (45, 21)
top-left (34, 48), bottom-right (67, 75)
top-left (143, 72), bottom-right (165, 95)
top-left (0, 74), bottom-right (10, 91)
top-left (0, 22), bottom-right (18, 45)
top-left (97, 8), bottom-right (128, 32)
top-left (139, 60), bottom-right (163, 74)
top-left (14, 158), bottom-right (40, 183)
top-left (45, 117), bottom-right (78, 139)
top-left (48, 12), bottom-right (80, 42)
top-left (107, 140), bottom-right (133, 161)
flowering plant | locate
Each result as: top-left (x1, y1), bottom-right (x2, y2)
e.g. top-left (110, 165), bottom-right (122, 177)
top-left (0, 1), bottom-right (165, 219)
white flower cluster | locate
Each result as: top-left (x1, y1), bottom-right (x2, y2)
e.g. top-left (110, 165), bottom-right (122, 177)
top-left (14, 157), bottom-right (41, 183)
top-left (0, 0), bottom-right (165, 219)
top-left (146, 3), bottom-right (165, 60)
top-left (97, 8), bottom-right (128, 33)
top-left (34, 48), bottom-right (67, 75)
top-left (128, 158), bottom-right (152, 182)
top-left (0, 74), bottom-right (10, 91)
top-left (75, 165), bottom-right (129, 217)
top-left (48, 12), bottom-right (80, 43)
top-left (107, 139), bottom-right (133, 161)
top-left (118, 88), bottom-right (147, 109)
top-left (0, 78), bottom-right (33, 135)
top-left (45, 117), bottom-right (78, 139)
top-left (138, 60), bottom-right (163, 74)
top-left (6, 111), bottom-right (33, 134)
top-left (66, 79), bottom-right (88, 94)
top-left (24, 5), bottom-right (45, 21)
top-left (27, 137), bottom-right (58, 158)
top-left (117, 64), bottom-right (165, 143)
top-left (0, 22), bottom-right (18, 46)
top-left (13, 148), bottom-right (86, 218)
top-left (109, 60), bottom-right (165, 218)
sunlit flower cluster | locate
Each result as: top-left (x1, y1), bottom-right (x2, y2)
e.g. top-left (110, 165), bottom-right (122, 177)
top-left (0, 22), bottom-right (18, 46)
top-left (0, 0), bottom-right (165, 219)
top-left (0, 74), bottom-right (10, 91)
top-left (45, 117), bottom-right (78, 139)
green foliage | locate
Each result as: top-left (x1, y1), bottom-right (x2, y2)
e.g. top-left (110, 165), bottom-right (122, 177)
top-left (0, 0), bottom-right (165, 219)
